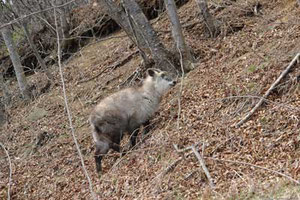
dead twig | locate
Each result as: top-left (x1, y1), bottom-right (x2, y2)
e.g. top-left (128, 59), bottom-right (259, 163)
top-left (176, 44), bottom-right (185, 130)
top-left (174, 143), bottom-right (215, 188)
top-left (217, 95), bottom-right (300, 112)
top-left (173, 142), bottom-right (201, 153)
top-left (235, 53), bottom-right (300, 127)
top-left (157, 157), bottom-right (184, 179)
top-left (0, 142), bottom-right (12, 200)
top-left (206, 157), bottom-right (300, 185)
top-left (184, 170), bottom-right (197, 180)
top-left (191, 146), bottom-right (215, 188)
top-left (53, 6), bottom-right (97, 200)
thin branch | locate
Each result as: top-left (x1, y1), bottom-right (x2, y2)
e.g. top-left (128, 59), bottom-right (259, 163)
top-left (173, 142), bottom-right (201, 153)
top-left (137, 156), bottom-right (185, 199)
top-left (0, 142), bottom-right (12, 200)
top-left (53, 5), bottom-right (97, 200)
top-left (36, 15), bottom-right (56, 32)
top-left (0, 0), bottom-right (76, 29)
top-left (216, 95), bottom-right (300, 112)
top-left (176, 44), bottom-right (185, 130)
top-left (191, 146), bottom-right (215, 188)
top-left (235, 53), bottom-right (300, 127)
top-left (174, 143), bottom-right (214, 188)
top-left (206, 157), bottom-right (300, 185)
top-left (158, 157), bottom-right (183, 178)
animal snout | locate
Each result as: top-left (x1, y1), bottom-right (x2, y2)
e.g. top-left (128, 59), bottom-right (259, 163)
top-left (170, 80), bottom-right (177, 86)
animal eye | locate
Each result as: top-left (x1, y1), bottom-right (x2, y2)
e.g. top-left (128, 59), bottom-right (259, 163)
top-left (161, 74), bottom-right (166, 79)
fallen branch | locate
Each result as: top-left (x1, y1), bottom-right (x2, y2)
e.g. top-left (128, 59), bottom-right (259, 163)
top-left (235, 53), bottom-right (300, 127)
top-left (174, 143), bottom-right (215, 188)
top-left (173, 142), bottom-right (201, 153)
top-left (137, 155), bottom-right (186, 199)
top-left (0, 142), bottom-right (12, 200)
top-left (191, 146), bottom-right (215, 188)
top-left (206, 157), bottom-right (300, 185)
top-left (136, 142), bottom-right (195, 199)
top-left (77, 50), bottom-right (138, 84)
top-left (157, 157), bottom-right (184, 179)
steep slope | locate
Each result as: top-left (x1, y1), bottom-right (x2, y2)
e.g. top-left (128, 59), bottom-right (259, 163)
top-left (0, 0), bottom-right (299, 199)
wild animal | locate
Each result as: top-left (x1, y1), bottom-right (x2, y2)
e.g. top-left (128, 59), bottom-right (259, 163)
top-left (89, 68), bottom-right (176, 173)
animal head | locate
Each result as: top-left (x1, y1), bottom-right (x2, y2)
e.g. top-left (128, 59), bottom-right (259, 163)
top-left (143, 68), bottom-right (176, 94)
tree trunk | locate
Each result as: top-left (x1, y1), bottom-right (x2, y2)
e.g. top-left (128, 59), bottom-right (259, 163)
top-left (164, 0), bottom-right (194, 72)
top-left (121, 0), bottom-right (177, 73)
top-left (97, 0), bottom-right (178, 74)
top-left (97, 0), bottom-right (149, 52)
top-left (1, 27), bottom-right (30, 99)
top-left (58, 1), bottom-right (71, 51)
top-left (196, 0), bottom-right (219, 37)
top-left (22, 20), bottom-right (54, 81)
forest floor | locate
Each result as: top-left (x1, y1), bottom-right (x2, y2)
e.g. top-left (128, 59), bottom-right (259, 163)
top-left (1, 0), bottom-right (300, 199)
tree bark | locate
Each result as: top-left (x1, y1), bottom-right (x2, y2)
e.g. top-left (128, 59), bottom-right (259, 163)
top-left (164, 0), bottom-right (194, 72)
top-left (121, 0), bottom-right (177, 73)
top-left (1, 27), bottom-right (30, 99)
top-left (22, 20), bottom-right (54, 81)
top-left (97, 0), bottom-right (178, 74)
top-left (97, 0), bottom-right (148, 51)
top-left (196, 0), bottom-right (219, 37)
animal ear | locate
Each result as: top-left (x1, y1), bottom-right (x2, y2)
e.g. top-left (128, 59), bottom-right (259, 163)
top-left (147, 69), bottom-right (156, 77)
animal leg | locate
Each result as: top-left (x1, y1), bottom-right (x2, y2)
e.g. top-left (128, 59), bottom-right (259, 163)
top-left (111, 143), bottom-right (126, 157)
top-left (94, 140), bottom-right (110, 173)
top-left (111, 130), bottom-right (125, 155)
top-left (129, 128), bottom-right (139, 148)
top-left (142, 120), bottom-right (152, 135)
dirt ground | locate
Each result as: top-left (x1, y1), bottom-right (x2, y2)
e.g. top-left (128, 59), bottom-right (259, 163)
top-left (0, 0), bottom-right (300, 199)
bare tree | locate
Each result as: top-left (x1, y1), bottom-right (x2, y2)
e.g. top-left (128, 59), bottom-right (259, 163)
top-left (196, 0), bottom-right (219, 37)
top-left (122, 0), bottom-right (177, 73)
top-left (1, 27), bottom-right (30, 99)
top-left (21, 20), bottom-right (54, 81)
top-left (7, 1), bottom-right (55, 81)
top-left (97, 0), bottom-right (148, 51)
top-left (164, 0), bottom-right (194, 72)
top-left (98, 0), bottom-right (178, 74)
